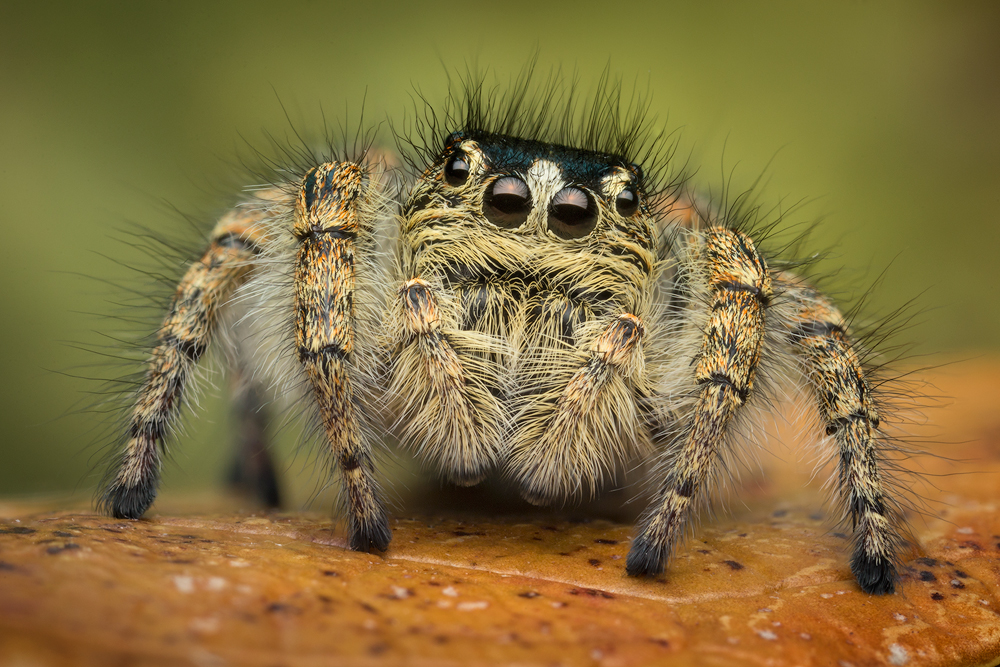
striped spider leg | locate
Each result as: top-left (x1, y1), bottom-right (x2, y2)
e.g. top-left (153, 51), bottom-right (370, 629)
top-left (100, 206), bottom-right (271, 518)
top-left (776, 273), bottom-right (902, 594)
top-left (102, 156), bottom-right (394, 552)
top-left (626, 221), bottom-right (903, 594)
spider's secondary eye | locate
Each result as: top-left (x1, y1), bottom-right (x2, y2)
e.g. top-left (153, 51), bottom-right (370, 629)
top-left (615, 187), bottom-right (639, 217)
top-left (484, 176), bottom-right (531, 229)
top-left (548, 186), bottom-right (597, 239)
top-left (444, 153), bottom-right (470, 186)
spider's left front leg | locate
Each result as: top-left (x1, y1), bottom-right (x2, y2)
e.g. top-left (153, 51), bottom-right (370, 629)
top-left (627, 227), bottom-right (772, 577)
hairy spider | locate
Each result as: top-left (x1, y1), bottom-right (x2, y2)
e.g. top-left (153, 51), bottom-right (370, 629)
top-left (98, 72), bottom-right (911, 595)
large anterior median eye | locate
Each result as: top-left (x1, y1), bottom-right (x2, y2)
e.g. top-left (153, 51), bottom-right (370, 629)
top-left (484, 176), bottom-right (531, 229)
top-left (548, 186), bottom-right (597, 239)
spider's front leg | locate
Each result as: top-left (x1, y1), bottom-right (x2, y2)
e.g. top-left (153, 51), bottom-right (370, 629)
top-left (777, 275), bottom-right (901, 594)
top-left (388, 277), bottom-right (505, 486)
top-left (293, 162), bottom-right (390, 552)
top-left (101, 208), bottom-right (269, 518)
top-left (627, 227), bottom-right (772, 578)
top-left (510, 311), bottom-right (649, 505)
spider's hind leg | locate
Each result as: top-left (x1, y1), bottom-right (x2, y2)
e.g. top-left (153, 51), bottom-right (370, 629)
top-left (227, 363), bottom-right (281, 509)
top-left (100, 207), bottom-right (268, 519)
top-left (776, 274), bottom-right (903, 594)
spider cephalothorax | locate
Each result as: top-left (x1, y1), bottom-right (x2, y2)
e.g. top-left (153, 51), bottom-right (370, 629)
top-left (98, 74), bottom-right (910, 595)
top-left (393, 130), bottom-right (660, 503)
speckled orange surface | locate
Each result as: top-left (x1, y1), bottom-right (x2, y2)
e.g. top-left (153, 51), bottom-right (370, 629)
top-left (1, 361), bottom-right (999, 667)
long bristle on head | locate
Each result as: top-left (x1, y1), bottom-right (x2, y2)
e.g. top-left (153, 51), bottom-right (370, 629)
top-left (394, 59), bottom-right (687, 200)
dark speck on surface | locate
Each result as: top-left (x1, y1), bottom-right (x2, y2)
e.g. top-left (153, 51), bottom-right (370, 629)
top-left (266, 603), bottom-right (300, 614)
top-left (723, 560), bottom-right (744, 571)
top-left (46, 543), bottom-right (81, 555)
top-left (0, 526), bottom-right (36, 535)
top-left (594, 539), bottom-right (618, 545)
top-left (568, 588), bottom-right (615, 599)
top-left (931, 592), bottom-right (945, 601)
top-left (916, 557), bottom-right (939, 567)
top-left (919, 571), bottom-right (937, 582)
top-left (368, 642), bottom-right (389, 656)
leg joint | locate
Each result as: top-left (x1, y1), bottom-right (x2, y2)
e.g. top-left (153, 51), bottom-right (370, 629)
top-left (697, 372), bottom-right (749, 404)
top-left (715, 280), bottom-right (771, 307)
top-left (400, 279), bottom-right (440, 335)
top-left (793, 319), bottom-right (845, 341)
top-left (163, 333), bottom-right (207, 362)
top-left (826, 410), bottom-right (879, 435)
top-left (298, 342), bottom-right (349, 364)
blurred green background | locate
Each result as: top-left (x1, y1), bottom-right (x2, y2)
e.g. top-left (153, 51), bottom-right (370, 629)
top-left (1, 2), bottom-right (997, 501)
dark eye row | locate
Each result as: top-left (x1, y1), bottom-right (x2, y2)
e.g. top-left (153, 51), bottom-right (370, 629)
top-left (444, 153), bottom-right (640, 237)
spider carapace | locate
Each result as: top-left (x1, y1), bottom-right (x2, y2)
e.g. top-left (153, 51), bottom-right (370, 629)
top-left (99, 88), bottom-right (907, 596)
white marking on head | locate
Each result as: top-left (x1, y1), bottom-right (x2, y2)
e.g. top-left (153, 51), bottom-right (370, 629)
top-left (525, 159), bottom-right (565, 232)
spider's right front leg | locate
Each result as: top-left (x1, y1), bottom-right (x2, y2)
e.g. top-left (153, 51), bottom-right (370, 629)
top-left (293, 162), bottom-right (390, 552)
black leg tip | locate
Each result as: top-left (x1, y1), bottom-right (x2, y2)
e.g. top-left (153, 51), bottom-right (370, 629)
top-left (349, 512), bottom-right (392, 553)
top-left (100, 480), bottom-right (157, 520)
top-left (851, 551), bottom-right (897, 595)
top-left (626, 534), bottom-right (667, 577)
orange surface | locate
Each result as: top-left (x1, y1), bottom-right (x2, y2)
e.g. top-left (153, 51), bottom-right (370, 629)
top-left (1, 360), bottom-right (999, 667)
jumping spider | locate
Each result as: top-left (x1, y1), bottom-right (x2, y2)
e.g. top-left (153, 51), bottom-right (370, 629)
top-left (99, 75), bottom-right (907, 595)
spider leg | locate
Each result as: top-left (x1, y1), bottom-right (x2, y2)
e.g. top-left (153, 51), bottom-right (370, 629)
top-left (776, 274), bottom-right (900, 594)
top-left (227, 361), bottom-right (280, 508)
top-left (627, 227), bottom-right (772, 577)
top-left (511, 312), bottom-right (648, 505)
top-left (100, 207), bottom-right (268, 519)
top-left (293, 162), bottom-right (390, 553)
top-left (390, 278), bottom-right (504, 486)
